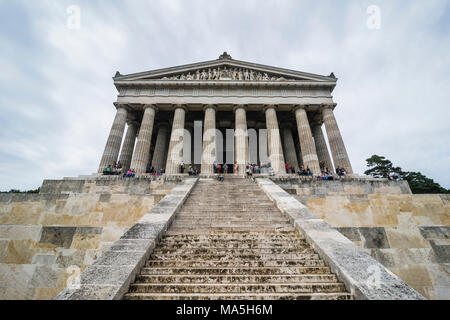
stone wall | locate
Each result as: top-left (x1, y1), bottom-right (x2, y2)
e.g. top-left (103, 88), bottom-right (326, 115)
top-left (0, 176), bottom-right (179, 300)
top-left (274, 178), bottom-right (449, 300)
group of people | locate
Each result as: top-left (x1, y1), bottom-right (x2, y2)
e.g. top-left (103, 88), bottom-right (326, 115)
top-left (145, 165), bottom-right (166, 176)
top-left (336, 166), bottom-right (347, 177)
top-left (102, 162), bottom-right (136, 178)
top-left (213, 162), bottom-right (231, 174)
top-left (246, 163), bottom-right (274, 176)
top-left (296, 166), bottom-right (314, 176)
top-left (103, 162), bottom-right (124, 176)
top-left (187, 166), bottom-right (200, 176)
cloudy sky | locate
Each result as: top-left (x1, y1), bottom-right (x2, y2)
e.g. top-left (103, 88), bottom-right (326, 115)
top-left (0, 0), bottom-right (449, 190)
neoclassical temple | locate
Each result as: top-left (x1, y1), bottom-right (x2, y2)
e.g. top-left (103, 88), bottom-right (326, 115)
top-left (98, 52), bottom-right (353, 175)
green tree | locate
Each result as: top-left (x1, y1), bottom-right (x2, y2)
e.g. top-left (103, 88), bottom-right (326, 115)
top-left (404, 172), bottom-right (449, 194)
top-left (364, 155), bottom-right (404, 180)
top-left (364, 155), bottom-right (449, 194)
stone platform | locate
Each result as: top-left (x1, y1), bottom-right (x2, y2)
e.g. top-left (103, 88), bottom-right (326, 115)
top-left (0, 175), bottom-right (447, 299)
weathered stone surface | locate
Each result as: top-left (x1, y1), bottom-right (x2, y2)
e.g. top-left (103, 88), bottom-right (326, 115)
top-left (359, 227), bottom-right (390, 249)
top-left (336, 227), bottom-right (361, 242)
top-left (125, 177), bottom-right (352, 301)
top-left (120, 223), bottom-right (165, 240)
top-left (30, 265), bottom-right (59, 288)
top-left (55, 177), bottom-right (198, 300)
top-left (428, 240), bottom-right (450, 263)
top-left (256, 178), bottom-right (425, 300)
top-left (39, 227), bottom-right (77, 249)
top-left (419, 226), bottom-right (450, 240)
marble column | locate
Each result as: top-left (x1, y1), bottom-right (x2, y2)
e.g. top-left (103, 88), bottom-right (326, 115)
top-left (322, 104), bottom-right (353, 173)
top-left (296, 140), bottom-right (304, 167)
top-left (148, 142), bottom-right (155, 168)
top-left (281, 124), bottom-right (299, 172)
top-left (234, 105), bottom-right (248, 175)
top-left (151, 123), bottom-right (169, 171)
top-left (264, 105), bottom-right (286, 175)
top-left (311, 121), bottom-right (334, 173)
top-left (183, 122), bottom-right (194, 165)
top-left (165, 105), bottom-right (187, 174)
top-left (98, 104), bottom-right (128, 173)
top-left (130, 104), bottom-right (157, 173)
top-left (118, 119), bottom-right (139, 171)
top-left (293, 105), bottom-right (321, 175)
top-left (201, 105), bottom-right (217, 174)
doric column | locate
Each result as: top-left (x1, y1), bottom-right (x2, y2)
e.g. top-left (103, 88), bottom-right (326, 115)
top-left (130, 104), bottom-right (157, 173)
top-left (293, 105), bottom-right (321, 175)
top-left (322, 104), bottom-right (353, 173)
top-left (151, 122), bottom-right (169, 171)
top-left (201, 105), bottom-right (217, 174)
top-left (263, 105), bottom-right (285, 175)
top-left (148, 141), bottom-right (155, 168)
top-left (165, 105), bottom-right (187, 174)
top-left (118, 119), bottom-right (139, 171)
top-left (234, 105), bottom-right (248, 175)
top-left (281, 123), bottom-right (299, 172)
top-left (98, 104), bottom-right (128, 173)
top-left (311, 121), bottom-right (334, 173)
top-left (183, 122), bottom-right (194, 165)
top-left (296, 140), bottom-right (303, 167)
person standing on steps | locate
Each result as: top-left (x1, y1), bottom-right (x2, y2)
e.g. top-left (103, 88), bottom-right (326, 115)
top-left (223, 163), bottom-right (228, 174)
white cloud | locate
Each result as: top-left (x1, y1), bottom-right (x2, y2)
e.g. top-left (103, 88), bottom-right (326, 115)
top-left (0, 0), bottom-right (449, 190)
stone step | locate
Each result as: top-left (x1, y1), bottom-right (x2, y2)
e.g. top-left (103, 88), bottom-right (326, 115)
top-left (124, 178), bottom-right (351, 300)
top-left (170, 223), bottom-right (292, 229)
top-left (179, 204), bottom-right (278, 209)
top-left (167, 227), bottom-right (296, 233)
top-left (145, 260), bottom-right (325, 268)
top-left (124, 292), bottom-right (353, 300)
top-left (174, 213), bottom-right (286, 218)
top-left (158, 242), bottom-right (307, 250)
top-left (161, 232), bottom-right (302, 240)
top-left (166, 230), bottom-right (297, 235)
top-left (128, 283), bottom-right (346, 294)
top-left (173, 217), bottom-right (289, 222)
top-left (134, 274), bottom-right (338, 284)
top-left (140, 266), bottom-right (332, 275)
top-left (169, 224), bottom-right (295, 229)
top-left (153, 248), bottom-right (313, 255)
top-left (150, 254), bottom-right (319, 261)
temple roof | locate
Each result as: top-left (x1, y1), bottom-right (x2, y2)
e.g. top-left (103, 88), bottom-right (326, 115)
top-left (113, 52), bottom-right (337, 83)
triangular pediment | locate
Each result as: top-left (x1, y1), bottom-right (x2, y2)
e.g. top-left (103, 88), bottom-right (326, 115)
top-left (114, 52), bottom-right (337, 83)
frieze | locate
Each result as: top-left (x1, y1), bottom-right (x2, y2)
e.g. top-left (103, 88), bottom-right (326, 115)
top-left (119, 87), bottom-right (331, 98)
top-left (160, 66), bottom-right (293, 82)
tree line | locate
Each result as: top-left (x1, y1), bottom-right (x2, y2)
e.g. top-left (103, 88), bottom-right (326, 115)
top-left (364, 155), bottom-right (449, 194)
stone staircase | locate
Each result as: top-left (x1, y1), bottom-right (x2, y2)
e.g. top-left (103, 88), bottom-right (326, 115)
top-left (124, 177), bottom-right (352, 300)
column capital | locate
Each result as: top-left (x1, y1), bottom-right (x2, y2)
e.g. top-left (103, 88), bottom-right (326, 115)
top-left (113, 102), bottom-right (131, 112)
top-left (311, 120), bottom-right (324, 128)
top-left (127, 119), bottom-right (140, 127)
top-left (143, 104), bottom-right (158, 112)
top-left (233, 104), bottom-right (248, 113)
top-left (321, 103), bottom-right (337, 110)
top-left (172, 104), bottom-right (188, 112)
top-left (292, 104), bottom-right (309, 112)
top-left (203, 104), bottom-right (217, 112)
top-left (156, 121), bottom-right (170, 130)
top-left (262, 104), bottom-right (278, 113)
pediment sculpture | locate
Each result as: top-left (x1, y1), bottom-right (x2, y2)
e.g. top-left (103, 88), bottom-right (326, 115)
top-left (160, 67), bottom-right (289, 81)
